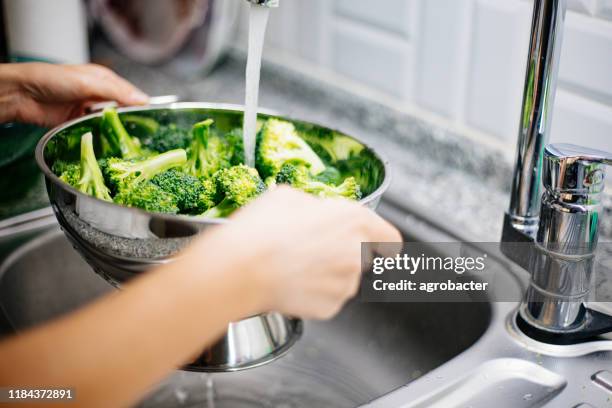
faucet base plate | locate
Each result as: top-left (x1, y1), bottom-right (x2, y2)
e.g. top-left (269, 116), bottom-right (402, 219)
top-left (516, 309), bottom-right (612, 345)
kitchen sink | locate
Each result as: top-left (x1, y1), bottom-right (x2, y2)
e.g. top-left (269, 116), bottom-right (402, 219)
top-left (0, 204), bottom-right (492, 408)
top-left (2, 199), bottom-right (610, 407)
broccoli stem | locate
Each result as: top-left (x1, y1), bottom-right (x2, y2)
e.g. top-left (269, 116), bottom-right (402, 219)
top-left (77, 132), bottom-right (112, 201)
top-left (187, 119), bottom-right (215, 177)
top-left (201, 198), bottom-right (234, 218)
top-left (102, 107), bottom-right (144, 159)
top-left (126, 149), bottom-right (188, 184)
top-left (121, 115), bottom-right (160, 136)
top-left (193, 119), bottom-right (214, 149)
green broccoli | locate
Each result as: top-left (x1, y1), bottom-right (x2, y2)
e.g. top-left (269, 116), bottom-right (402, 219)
top-left (186, 119), bottom-right (225, 178)
top-left (141, 124), bottom-right (192, 153)
top-left (47, 125), bottom-right (94, 163)
top-left (199, 178), bottom-right (222, 212)
top-left (101, 107), bottom-right (147, 159)
top-left (104, 149), bottom-right (188, 191)
top-left (201, 165), bottom-right (266, 218)
top-left (336, 149), bottom-right (384, 196)
top-left (225, 128), bottom-right (245, 166)
top-left (300, 128), bottom-right (364, 163)
top-left (264, 176), bottom-right (277, 188)
top-left (315, 166), bottom-right (343, 185)
top-left (121, 114), bottom-right (161, 139)
top-left (98, 131), bottom-right (116, 158)
top-left (276, 163), bottom-right (361, 200)
top-left (55, 161), bottom-right (81, 187)
top-left (74, 132), bottom-right (113, 201)
top-left (152, 169), bottom-right (217, 214)
top-left (113, 181), bottom-right (179, 214)
top-left (256, 119), bottom-right (326, 180)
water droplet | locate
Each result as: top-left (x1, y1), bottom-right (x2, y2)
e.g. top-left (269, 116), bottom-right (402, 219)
top-left (523, 393), bottom-right (533, 401)
top-left (174, 388), bottom-right (188, 404)
top-left (204, 373), bottom-right (215, 408)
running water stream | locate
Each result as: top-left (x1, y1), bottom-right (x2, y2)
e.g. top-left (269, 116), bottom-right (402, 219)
top-left (199, 9), bottom-right (267, 405)
top-left (203, 373), bottom-right (215, 408)
top-left (242, 4), bottom-right (271, 168)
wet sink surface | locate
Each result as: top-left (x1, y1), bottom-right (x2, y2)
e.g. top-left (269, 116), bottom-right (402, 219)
top-left (0, 230), bottom-right (491, 407)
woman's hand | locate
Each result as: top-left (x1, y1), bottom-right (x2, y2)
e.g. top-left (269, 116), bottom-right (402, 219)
top-left (0, 63), bottom-right (148, 127)
top-left (187, 187), bottom-right (402, 320)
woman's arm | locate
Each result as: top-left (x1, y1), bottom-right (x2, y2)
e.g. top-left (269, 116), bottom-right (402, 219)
top-left (0, 188), bottom-right (400, 408)
top-left (0, 225), bottom-right (257, 407)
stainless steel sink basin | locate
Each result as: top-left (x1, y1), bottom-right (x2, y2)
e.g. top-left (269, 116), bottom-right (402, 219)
top-left (2, 200), bottom-right (611, 407)
top-left (0, 222), bottom-right (491, 407)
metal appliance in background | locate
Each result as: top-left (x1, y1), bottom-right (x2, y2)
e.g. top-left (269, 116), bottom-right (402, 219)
top-left (35, 103), bottom-right (391, 371)
top-left (3, 0), bottom-right (89, 63)
top-left (89, 0), bottom-right (241, 77)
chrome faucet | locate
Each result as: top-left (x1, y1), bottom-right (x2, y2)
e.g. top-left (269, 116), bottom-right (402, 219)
top-left (502, 0), bottom-right (612, 341)
top-left (504, 0), bottom-right (566, 242)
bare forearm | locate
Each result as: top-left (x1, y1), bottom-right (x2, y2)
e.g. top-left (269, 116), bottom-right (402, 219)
top-left (0, 229), bottom-right (260, 408)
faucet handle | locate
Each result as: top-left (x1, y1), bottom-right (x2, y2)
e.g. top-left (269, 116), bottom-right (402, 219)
top-left (543, 143), bottom-right (612, 196)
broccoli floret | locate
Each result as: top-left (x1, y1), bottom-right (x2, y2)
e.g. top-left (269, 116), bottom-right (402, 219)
top-left (142, 124), bottom-right (192, 153)
top-left (256, 119), bottom-right (326, 180)
top-left (336, 149), bottom-right (384, 196)
top-left (54, 158), bottom-right (112, 188)
top-left (264, 176), bottom-right (277, 188)
top-left (201, 165), bottom-right (266, 218)
top-left (151, 169), bottom-right (217, 214)
top-left (225, 128), bottom-right (245, 166)
top-left (185, 120), bottom-right (245, 178)
top-left (97, 158), bottom-right (109, 176)
top-left (53, 159), bottom-right (77, 176)
top-left (55, 161), bottom-right (81, 187)
top-left (74, 132), bottom-right (113, 201)
top-left (47, 125), bottom-right (94, 163)
top-left (301, 128), bottom-right (365, 163)
top-left (98, 132), bottom-right (116, 158)
top-left (276, 163), bottom-right (361, 200)
top-left (186, 119), bottom-right (230, 178)
top-left (104, 149), bottom-right (187, 191)
top-left (315, 166), bottom-right (343, 185)
top-left (199, 178), bottom-right (222, 212)
top-left (114, 181), bottom-right (179, 214)
top-left (101, 107), bottom-right (147, 159)
top-left (121, 115), bottom-right (161, 139)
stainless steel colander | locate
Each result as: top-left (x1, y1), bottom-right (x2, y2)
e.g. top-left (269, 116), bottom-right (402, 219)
top-left (34, 102), bottom-right (391, 371)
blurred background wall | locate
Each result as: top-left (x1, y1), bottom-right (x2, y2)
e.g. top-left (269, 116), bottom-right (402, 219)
top-left (2, 0), bottom-right (609, 154)
top-left (237, 0), bottom-right (612, 153)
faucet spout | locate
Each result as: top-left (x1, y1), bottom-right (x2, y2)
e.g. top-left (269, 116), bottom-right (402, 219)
top-left (506, 0), bottom-right (567, 239)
